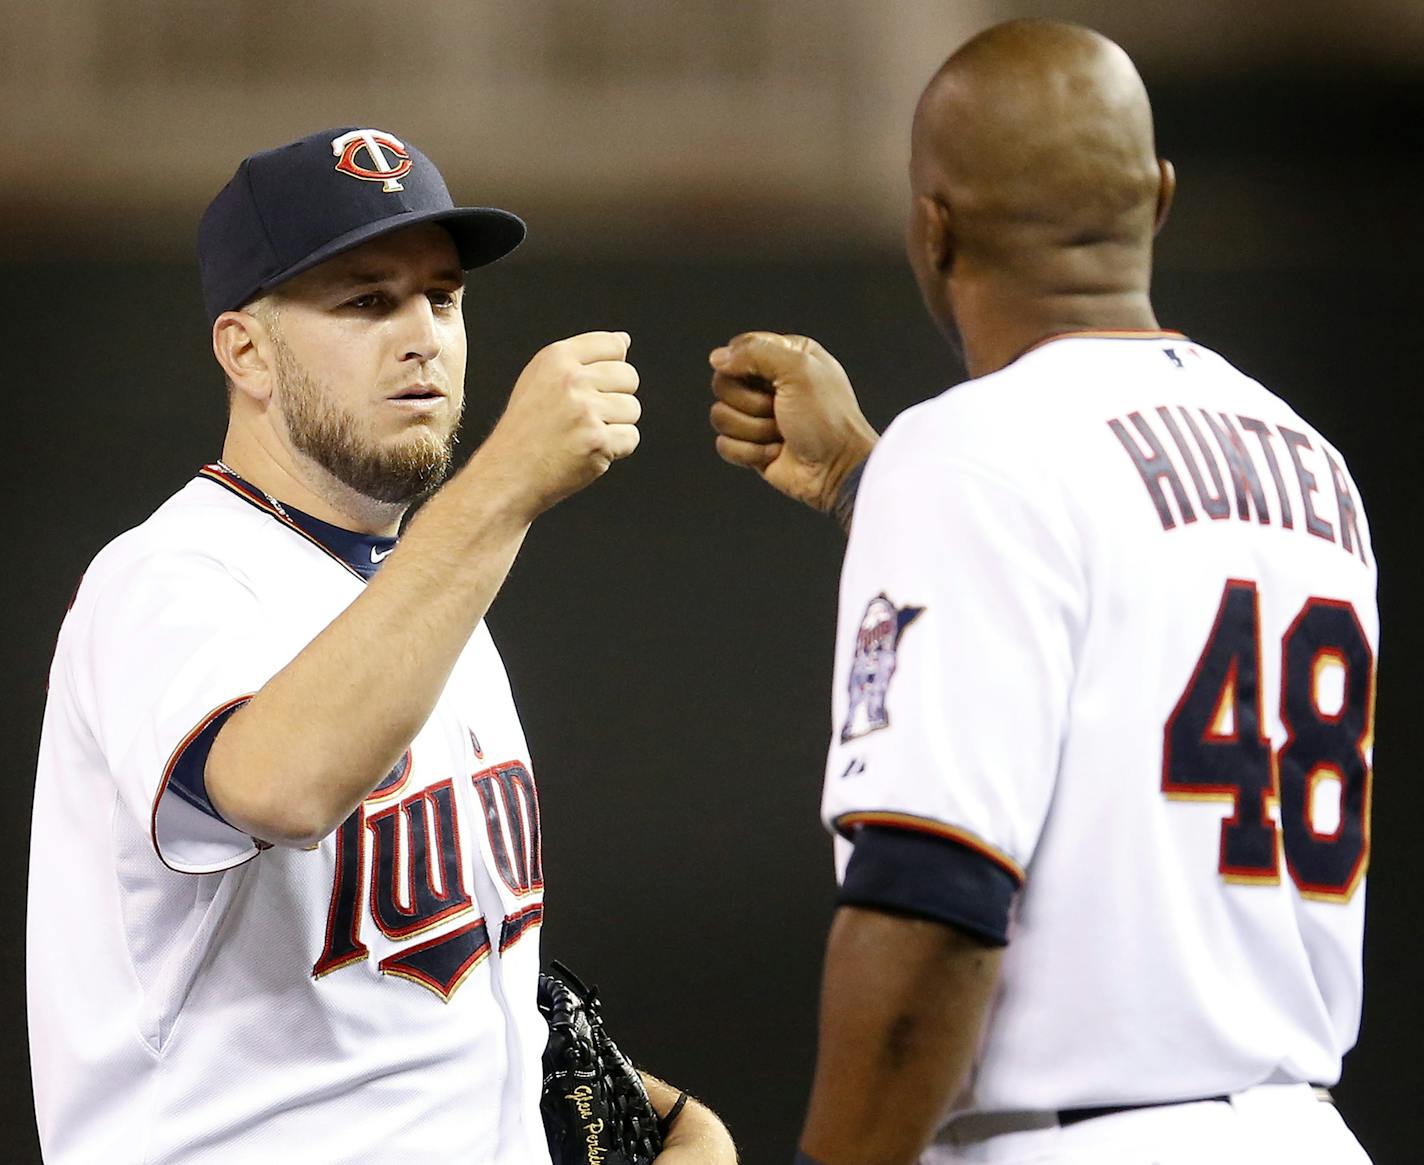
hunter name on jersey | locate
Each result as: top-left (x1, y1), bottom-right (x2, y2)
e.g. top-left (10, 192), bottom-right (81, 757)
top-left (1109, 388), bottom-right (1366, 560)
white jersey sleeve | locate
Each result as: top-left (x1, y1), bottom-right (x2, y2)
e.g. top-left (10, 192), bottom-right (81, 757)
top-left (69, 546), bottom-right (278, 871)
top-left (823, 418), bottom-right (1085, 912)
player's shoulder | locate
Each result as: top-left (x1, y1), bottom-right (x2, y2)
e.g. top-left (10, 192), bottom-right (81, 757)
top-left (874, 332), bottom-right (1296, 485)
top-left (75, 475), bottom-right (275, 610)
top-left (866, 343), bottom-right (1075, 493)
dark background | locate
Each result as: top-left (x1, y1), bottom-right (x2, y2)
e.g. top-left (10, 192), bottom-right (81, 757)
top-left (4, 68), bottom-right (1422, 1165)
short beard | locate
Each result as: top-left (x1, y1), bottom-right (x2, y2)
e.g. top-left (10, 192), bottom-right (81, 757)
top-left (272, 332), bottom-right (459, 506)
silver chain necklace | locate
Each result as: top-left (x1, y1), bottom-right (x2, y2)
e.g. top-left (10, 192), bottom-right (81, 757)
top-left (215, 460), bottom-right (292, 521)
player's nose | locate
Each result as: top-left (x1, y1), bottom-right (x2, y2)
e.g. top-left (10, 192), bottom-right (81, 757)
top-left (394, 295), bottom-right (442, 364)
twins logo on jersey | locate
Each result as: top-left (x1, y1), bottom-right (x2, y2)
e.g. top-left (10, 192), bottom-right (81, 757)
top-left (312, 753), bottom-right (543, 1001)
top-left (841, 594), bottom-right (924, 742)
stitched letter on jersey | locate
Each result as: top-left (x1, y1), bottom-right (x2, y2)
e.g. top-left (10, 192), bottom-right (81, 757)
top-left (313, 754), bottom-right (543, 1000)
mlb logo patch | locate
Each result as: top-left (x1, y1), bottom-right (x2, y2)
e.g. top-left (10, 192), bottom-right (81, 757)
top-left (841, 593), bottom-right (923, 742)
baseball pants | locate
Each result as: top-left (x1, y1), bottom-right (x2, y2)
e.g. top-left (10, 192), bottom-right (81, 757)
top-left (924, 1082), bottom-right (1371, 1164)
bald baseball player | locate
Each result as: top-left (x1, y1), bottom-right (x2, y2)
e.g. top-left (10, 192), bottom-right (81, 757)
top-left (29, 128), bottom-right (734, 1164)
top-left (710, 21), bottom-right (1375, 1165)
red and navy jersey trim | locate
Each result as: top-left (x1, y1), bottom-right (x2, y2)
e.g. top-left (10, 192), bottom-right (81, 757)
top-left (195, 464), bottom-right (396, 581)
top-left (1019, 328), bottom-right (1188, 361)
top-left (165, 697), bottom-right (253, 827)
top-left (833, 810), bottom-right (1025, 885)
top-left (151, 695), bottom-right (265, 870)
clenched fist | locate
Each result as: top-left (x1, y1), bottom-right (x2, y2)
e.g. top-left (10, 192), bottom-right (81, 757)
top-left (708, 332), bottom-right (878, 515)
top-left (480, 331), bottom-right (641, 517)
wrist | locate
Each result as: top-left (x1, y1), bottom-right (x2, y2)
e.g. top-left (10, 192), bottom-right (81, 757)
top-left (817, 428), bottom-right (878, 518)
top-left (658, 1090), bottom-right (690, 1136)
top-left (658, 1096), bottom-right (737, 1163)
top-left (396, 452), bottom-right (535, 572)
top-left (829, 456), bottom-right (868, 533)
top-left (448, 442), bottom-right (546, 530)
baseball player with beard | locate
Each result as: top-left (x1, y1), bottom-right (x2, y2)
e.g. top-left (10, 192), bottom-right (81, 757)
top-left (709, 22), bottom-right (1376, 1165)
top-left (29, 128), bottom-right (733, 1165)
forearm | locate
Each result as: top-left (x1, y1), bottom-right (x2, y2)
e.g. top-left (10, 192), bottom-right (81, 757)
top-left (206, 449), bottom-right (533, 845)
top-left (642, 1073), bottom-right (737, 1165)
top-left (799, 907), bottom-right (1001, 1165)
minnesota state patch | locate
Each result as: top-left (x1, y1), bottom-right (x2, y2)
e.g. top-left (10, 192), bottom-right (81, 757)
top-left (840, 593), bottom-right (924, 742)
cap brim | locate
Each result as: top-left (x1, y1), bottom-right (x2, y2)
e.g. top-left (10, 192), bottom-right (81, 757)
top-left (239, 206), bottom-right (526, 310)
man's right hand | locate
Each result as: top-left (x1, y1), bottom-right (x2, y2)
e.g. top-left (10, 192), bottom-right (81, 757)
top-left (708, 332), bottom-right (877, 515)
top-left (478, 331), bottom-right (642, 517)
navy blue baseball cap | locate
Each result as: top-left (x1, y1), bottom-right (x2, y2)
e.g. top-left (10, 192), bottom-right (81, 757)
top-left (198, 127), bottom-right (526, 324)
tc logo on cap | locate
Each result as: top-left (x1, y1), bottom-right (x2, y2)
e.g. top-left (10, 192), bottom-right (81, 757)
top-left (331, 129), bottom-right (413, 192)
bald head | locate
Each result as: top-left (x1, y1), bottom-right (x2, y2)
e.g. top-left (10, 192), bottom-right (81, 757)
top-left (913, 20), bottom-right (1165, 251)
top-left (905, 21), bottom-right (1173, 371)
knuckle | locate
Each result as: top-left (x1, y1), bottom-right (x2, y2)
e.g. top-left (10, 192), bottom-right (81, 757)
top-left (582, 423), bottom-right (608, 458)
top-left (559, 365), bottom-right (589, 394)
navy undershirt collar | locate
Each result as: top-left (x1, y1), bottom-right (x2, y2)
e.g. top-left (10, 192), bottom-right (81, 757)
top-left (281, 504), bottom-right (398, 580)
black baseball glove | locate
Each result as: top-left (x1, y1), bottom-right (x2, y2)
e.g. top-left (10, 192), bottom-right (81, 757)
top-left (537, 960), bottom-right (665, 1165)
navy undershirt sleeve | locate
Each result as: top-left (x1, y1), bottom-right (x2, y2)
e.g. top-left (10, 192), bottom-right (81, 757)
top-left (166, 701), bottom-right (251, 825)
top-left (839, 824), bottom-right (1020, 946)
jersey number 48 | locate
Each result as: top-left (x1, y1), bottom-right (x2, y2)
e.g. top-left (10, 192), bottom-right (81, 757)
top-left (1163, 579), bottom-right (1374, 902)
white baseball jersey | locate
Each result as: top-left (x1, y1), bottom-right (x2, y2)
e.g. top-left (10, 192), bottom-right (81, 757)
top-left (824, 332), bottom-right (1377, 1118)
top-left (30, 465), bottom-right (552, 1165)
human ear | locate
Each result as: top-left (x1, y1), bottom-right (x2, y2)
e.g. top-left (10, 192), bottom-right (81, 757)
top-left (915, 193), bottom-right (956, 275)
top-left (1154, 159), bottom-right (1176, 236)
top-left (213, 310), bottom-right (276, 403)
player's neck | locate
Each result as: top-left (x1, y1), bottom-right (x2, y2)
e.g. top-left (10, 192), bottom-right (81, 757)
top-left (219, 428), bottom-right (406, 538)
top-left (954, 275), bottom-right (1161, 379)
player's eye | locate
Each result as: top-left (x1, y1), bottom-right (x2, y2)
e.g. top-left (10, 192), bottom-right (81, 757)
top-left (428, 289), bottom-right (459, 311)
top-left (344, 292), bottom-right (389, 311)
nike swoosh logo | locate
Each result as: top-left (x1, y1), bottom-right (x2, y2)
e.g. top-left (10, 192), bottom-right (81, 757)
top-left (370, 545), bottom-right (395, 563)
